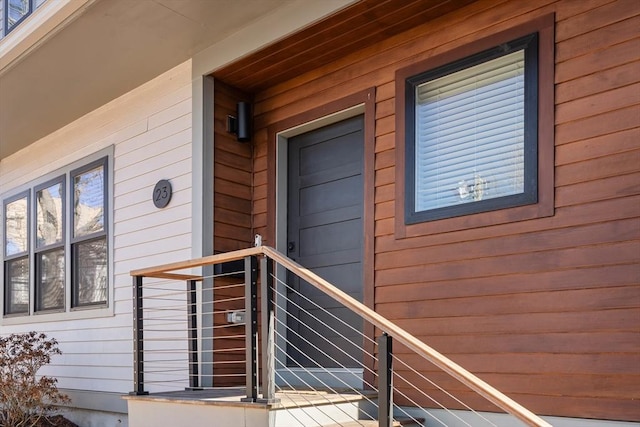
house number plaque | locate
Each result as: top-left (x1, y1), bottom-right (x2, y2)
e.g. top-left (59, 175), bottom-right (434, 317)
top-left (153, 179), bottom-right (172, 209)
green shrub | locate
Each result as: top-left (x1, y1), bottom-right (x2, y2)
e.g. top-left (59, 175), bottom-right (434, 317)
top-left (0, 332), bottom-right (69, 427)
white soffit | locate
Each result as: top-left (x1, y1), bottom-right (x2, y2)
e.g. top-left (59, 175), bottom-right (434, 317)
top-left (0, 0), bottom-right (95, 73)
top-left (0, 0), bottom-right (355, 160)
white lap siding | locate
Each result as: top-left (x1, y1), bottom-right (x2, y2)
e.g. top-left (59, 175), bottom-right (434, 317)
top-left (0, 60), bottom-right (193, 395)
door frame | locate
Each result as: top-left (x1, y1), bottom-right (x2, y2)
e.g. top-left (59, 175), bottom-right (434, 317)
top-left (267, 88), bottom-right (376, 388)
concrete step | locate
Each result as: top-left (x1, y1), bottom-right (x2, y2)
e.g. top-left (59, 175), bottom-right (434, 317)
top-left (322, 417), bottom-right (424, 427)
top-left (274, 401), bottom-right (364, 426)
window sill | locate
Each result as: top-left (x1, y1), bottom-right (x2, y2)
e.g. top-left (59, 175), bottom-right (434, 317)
top-left (396, 197), bottom-right (554, 238)
top-left (1, 305), bottom-right (114, 326)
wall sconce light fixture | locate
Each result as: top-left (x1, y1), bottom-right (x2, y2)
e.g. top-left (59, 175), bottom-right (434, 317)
top-left (226, 101), bottom-right (252, 142)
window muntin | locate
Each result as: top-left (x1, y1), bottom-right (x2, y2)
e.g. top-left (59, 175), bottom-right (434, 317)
top-left (71, 158), bottom-right (107, 307)
top-left (1, 153), bottom-right (110, 318)
top-left (405, 34), bottom-right (538, 223)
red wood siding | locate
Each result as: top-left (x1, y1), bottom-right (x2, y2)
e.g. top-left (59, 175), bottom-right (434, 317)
top-left (213, 81), bottom-right (253, 252)
top-left (211, 81), bottom-right (253, 386)
top-left (213, 0), bottom-right (640, 420)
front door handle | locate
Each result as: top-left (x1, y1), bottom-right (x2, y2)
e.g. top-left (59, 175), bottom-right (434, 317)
top-left (287, 241), bottom-right (296, 253)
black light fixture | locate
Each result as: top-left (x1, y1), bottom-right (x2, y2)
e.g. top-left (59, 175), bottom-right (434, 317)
top-left (227, 101), bottom-right (252, 142)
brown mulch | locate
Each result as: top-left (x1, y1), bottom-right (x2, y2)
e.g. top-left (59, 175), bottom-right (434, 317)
top-left (34, 415), bottom-right (79, 427)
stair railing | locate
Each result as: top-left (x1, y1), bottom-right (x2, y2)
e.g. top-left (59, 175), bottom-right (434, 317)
top-left (130, 246), bottom-right (552, 427)
top-left (130, 247), bottom-right (261, 395)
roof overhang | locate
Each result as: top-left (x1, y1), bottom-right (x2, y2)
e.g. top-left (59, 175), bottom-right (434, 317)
top-left (0, 0), bottom-right (355, 160)
top-left (213, 0), bottom-right (477, 92)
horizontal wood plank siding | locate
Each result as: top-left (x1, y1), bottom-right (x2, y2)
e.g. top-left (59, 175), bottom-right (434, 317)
top-left (211, 80), bottom-right (253, 386)
top-left (220, 0), bottom-right (640, 421)
top-left (213, 80), bottom-right (253, 253)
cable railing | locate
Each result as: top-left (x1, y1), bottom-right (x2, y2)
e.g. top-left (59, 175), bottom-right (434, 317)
top-left (129, 261), bottom-right (249, 393)
top-left (130, 246), bottom-right (552, 427)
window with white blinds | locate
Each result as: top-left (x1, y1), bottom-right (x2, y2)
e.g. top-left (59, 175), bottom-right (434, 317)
top-left (405, 34), bottom-right (538, 223)
top-left (415, 49), bottom-right (525, 211)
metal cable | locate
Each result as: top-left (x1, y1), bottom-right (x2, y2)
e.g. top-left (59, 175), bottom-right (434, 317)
top-left (273, 325), bottom-right (379, 421)
top-left (272, 272), bottom-right (378, 349)
top-left (274, 370), bottom-right (330, 427)
top-left (393, 356), bottom-right (499, 427)
top-left (133, 263), bottom-right (521, 425)
top-left (273, 314), bottom-right (379, 393)
top-left (272, 347), bottom-right (357, 427)
top-left (272, 278), bottom-right (379, 376)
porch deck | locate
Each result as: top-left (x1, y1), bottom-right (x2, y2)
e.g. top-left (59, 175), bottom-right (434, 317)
top-left (123, 386), bottom-right (373, 408)
top-left (123, 387), bottom-right (379, 427)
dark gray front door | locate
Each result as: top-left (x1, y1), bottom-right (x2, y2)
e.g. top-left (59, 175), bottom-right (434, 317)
top-left (286, 115), bottom-right (364, 369)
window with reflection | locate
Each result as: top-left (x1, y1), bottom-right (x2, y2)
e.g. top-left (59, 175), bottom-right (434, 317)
top-left (1, 152), bottom-right (110, 318)
top-left (4, 0), bottom-right (32, 34)
top-left (3, 0), bottom-right (48, 37)
top-left (4, 193), bottom-right (29, 315)
top-left (35, 178), bottom-right (65, 311)
top-left (72, 159), bottom-right (107, 307)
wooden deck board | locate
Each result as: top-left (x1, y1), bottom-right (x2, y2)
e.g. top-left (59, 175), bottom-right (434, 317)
top-left (123, 387), bottom-right (376, 409)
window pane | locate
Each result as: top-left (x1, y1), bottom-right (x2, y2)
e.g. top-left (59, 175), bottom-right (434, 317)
top-left (74, 164), bottom-right (105, 237)
top-left (5, 257), bottom-right (29, 315)
top-left (5, 196), bottom-right (28, 256)
top-left (7, 0), bottom-right (31, 29)
top-left (74, 238), bottom-right (107, 306)
top-left (36, 249), bottom-right (65, 311)
top-left (36, 182), bottom-right (64, 247)
top-left (415, 50), bottom-right (525, 212)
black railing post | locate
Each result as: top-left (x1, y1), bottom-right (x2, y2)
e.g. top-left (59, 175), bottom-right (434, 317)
top-left (258, 255), bottom-right (279, 403)
top-left (131, 275), bottom-right (148, 395)
top-left (187, 279), bottom-right (200, 390)
top-left (242, 255), bottom-right (259, 402)
top-left (378, 332), bottom-right (393, 427)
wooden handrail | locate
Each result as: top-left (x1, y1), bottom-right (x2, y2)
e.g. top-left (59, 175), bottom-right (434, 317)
top-left (143, 272), bottom-right (204, 281)
top-left (130, 245), bottom-right (551, 427)
top-left (130, 246), bottom-right (262, 277)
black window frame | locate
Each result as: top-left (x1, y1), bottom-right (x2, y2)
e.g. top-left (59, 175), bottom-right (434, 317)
top-left (1, 151), bottom-right (111, 320)
top-left (70, 156), bottom-right (109, 308)
top-left (3, 0), bottom-right (34, 35)
top-left (3, 190), bottom-right (30, 316)
top-left (404, 33), bottom-right (539, 224)
top-left (33, 175), bottom-right (66, 313)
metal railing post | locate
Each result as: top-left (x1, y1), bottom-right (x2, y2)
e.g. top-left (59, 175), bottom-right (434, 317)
top-left (187, 279), bottom-right (200, 389)
top-left (378, 332), bottom-right (393, 427)
top-left (258, 255), bottom-right (279, 403)
top-left (130, 275), bottom-right (148, 395)
top-left (242, 255), bottom-right (259, 402)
